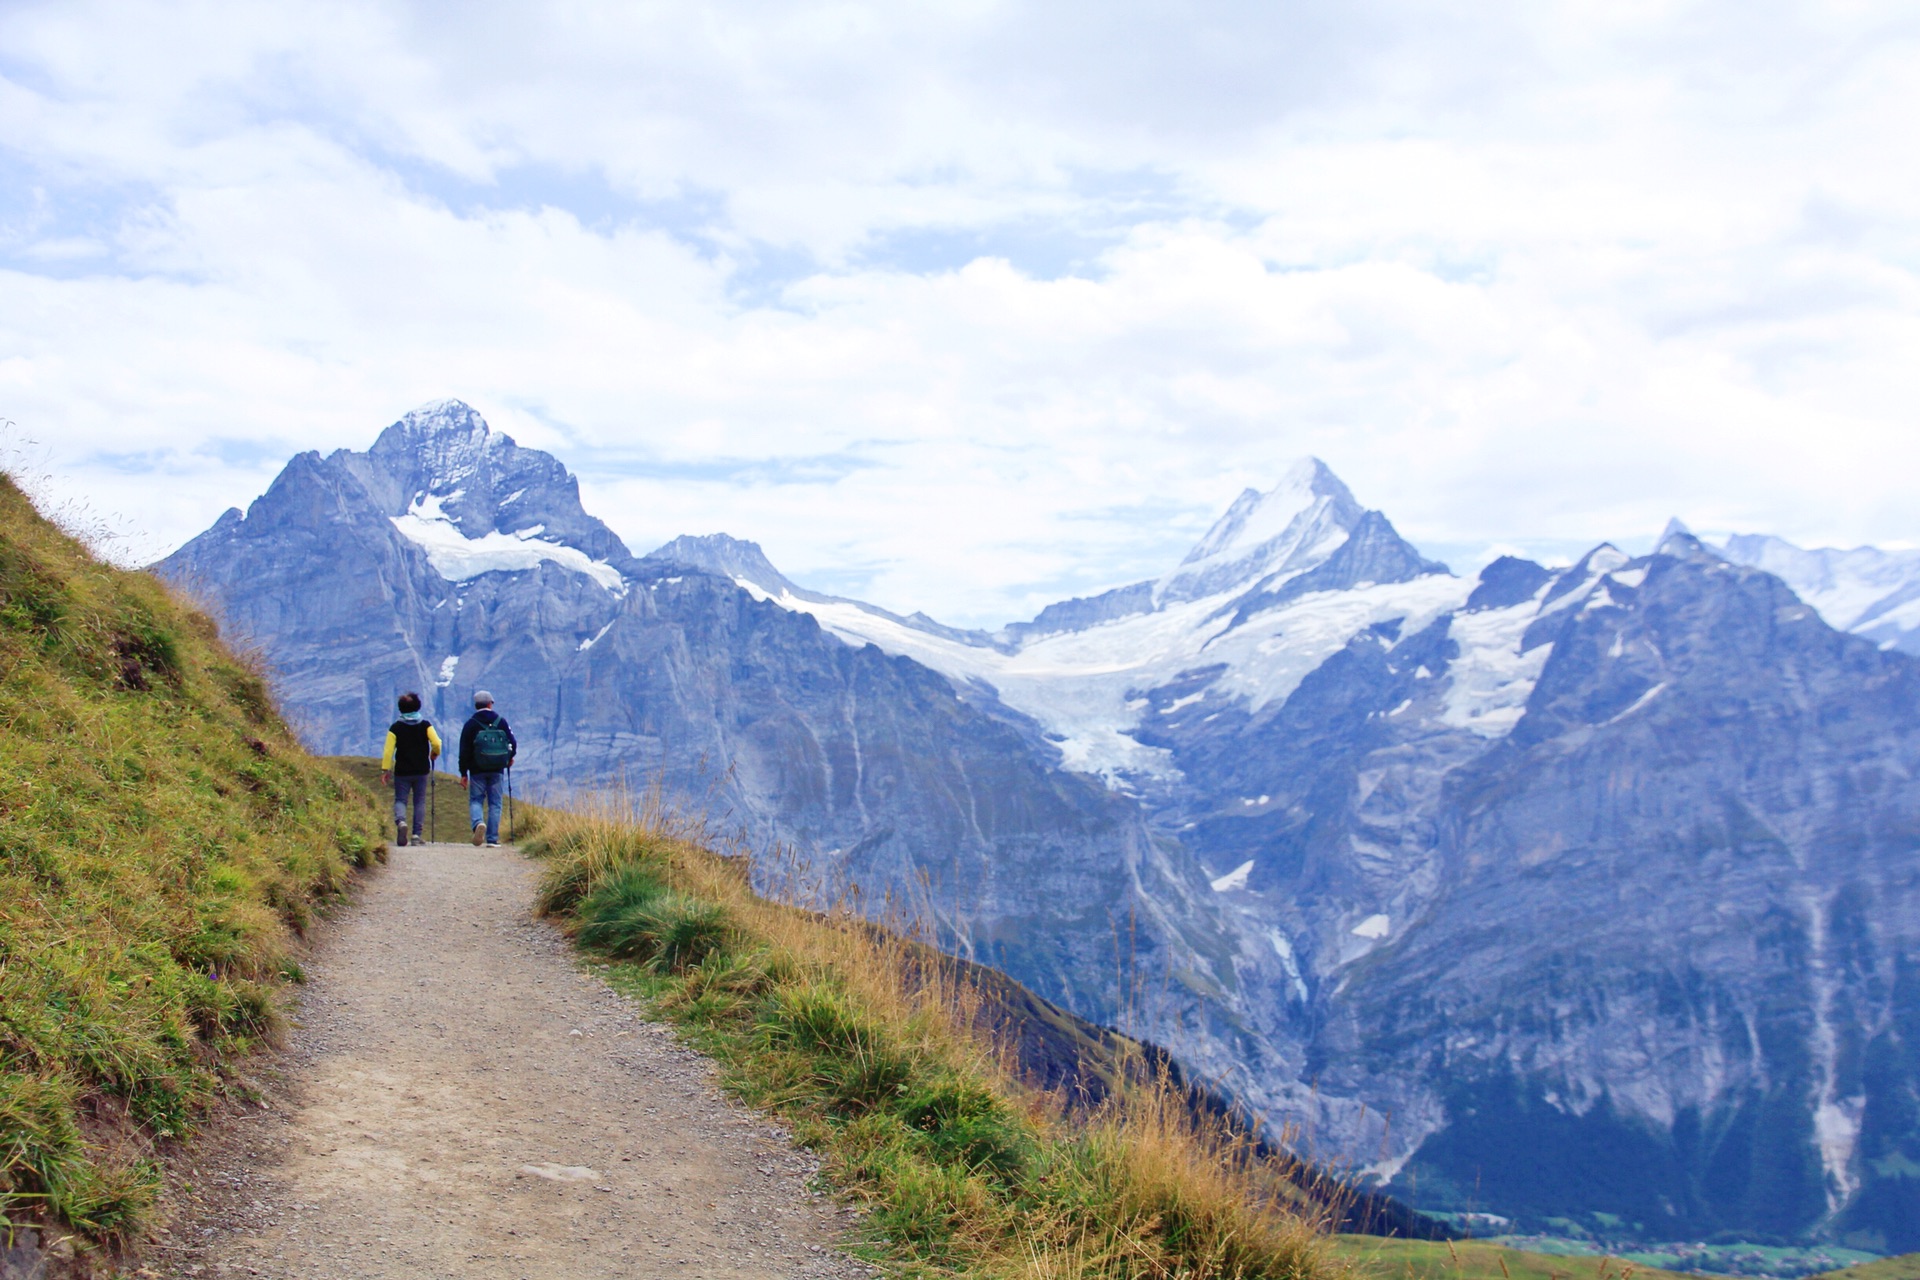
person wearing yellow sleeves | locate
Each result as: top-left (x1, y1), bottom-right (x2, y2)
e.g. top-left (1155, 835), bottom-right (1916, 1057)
top-left (380, 691), bottom-right (442, 846)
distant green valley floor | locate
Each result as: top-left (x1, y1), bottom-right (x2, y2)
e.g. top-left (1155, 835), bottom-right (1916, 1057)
top-left (1334, 1236), bottom-right (1908, 1280)
top-left (1811, 1254), bottom-right (1920, 1280)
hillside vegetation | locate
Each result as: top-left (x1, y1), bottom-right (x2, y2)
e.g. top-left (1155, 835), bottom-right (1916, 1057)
top-left (1330, 1235), bottom-right (1699, 1280)
top-left (1812, 1256), bottom-right (1920, 1280)
top-left (528, 794), bottom-right (1335, 1280)
top-left (0, 475), bottom-right (385, 1247)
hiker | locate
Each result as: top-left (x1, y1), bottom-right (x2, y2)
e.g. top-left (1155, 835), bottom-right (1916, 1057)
top-left (459, 690), bottom-right (518, 847)
top-left (380, 691), bottom-right (442, 847)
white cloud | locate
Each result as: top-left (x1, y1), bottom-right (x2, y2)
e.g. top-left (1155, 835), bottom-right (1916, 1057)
top-left (0, 0), bottom-right (1916, 625)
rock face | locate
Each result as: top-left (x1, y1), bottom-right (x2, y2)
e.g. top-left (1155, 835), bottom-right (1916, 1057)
top-left (160, 401), bottom-right (1920, 1250)
top-left (1227, 534), bottom-right (1920, 1247)
top-left (1419, 544), bottom-right (1920, 1241)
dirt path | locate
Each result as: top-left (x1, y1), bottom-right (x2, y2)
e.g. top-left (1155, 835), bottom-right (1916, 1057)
top-left (146, 843), bottom-right (871, 1280)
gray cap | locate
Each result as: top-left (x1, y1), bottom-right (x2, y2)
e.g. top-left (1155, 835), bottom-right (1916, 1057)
top-left (473, 690), bottom-right (494, 707)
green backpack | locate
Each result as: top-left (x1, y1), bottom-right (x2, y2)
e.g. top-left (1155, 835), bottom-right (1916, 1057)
top-left (472, 720), bottom-right (513, 772)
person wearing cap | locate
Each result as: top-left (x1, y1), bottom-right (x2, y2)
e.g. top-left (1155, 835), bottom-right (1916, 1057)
top-left (458, 690), bottom-right (518, 846)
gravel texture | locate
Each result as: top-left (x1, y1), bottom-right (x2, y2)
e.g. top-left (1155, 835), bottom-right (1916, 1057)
top-left (141, 842), bottom-right (873, 1280)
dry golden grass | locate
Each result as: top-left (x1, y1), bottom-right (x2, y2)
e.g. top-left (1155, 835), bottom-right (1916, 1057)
top-left (527, 786), bottom-right (1334, 1280)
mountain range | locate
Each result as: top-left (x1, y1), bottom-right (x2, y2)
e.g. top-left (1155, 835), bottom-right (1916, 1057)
top-left (157, 400), bottom-right (1920, 1251)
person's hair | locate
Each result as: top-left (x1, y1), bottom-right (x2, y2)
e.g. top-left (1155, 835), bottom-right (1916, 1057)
top-left (397, 691), bottom-right (422, 713)
top-left (473, 690), bottom-right (494, 708)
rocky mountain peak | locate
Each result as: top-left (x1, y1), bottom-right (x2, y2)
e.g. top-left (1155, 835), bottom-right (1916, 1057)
top-left (1655, 517), bottom-right (1711, 560)
top-left (642, 534), bottom-right (800, 598)
top-left (1179, 458), bottom-right (1358, 558)
top-left (356, 400), bottom-right (630, 566)
top-left (1157, 459), bottom-right (1374, 606)
top-left (369, 399), bottom-right (495, 497)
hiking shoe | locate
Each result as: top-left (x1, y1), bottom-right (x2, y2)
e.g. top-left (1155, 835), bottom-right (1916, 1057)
top-left (486, 840), bottom-right (501, 847)
top-left (395, 822), bottom-right (409, 848)
top-left (412, 829), bottom-right (426, 845)
top-left (472, 821), bottom-right (485, 846)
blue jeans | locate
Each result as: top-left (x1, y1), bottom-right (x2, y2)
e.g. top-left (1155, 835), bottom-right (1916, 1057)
top-left (468, 771), bottom-right (506, 843)
top-left (392, 774), bottom-right (428, 836)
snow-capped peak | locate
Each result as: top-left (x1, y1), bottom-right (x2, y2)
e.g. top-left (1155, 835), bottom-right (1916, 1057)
top-left (396, 398), bottom-right (489, 440)
top-left (372, 399), bottom-right (496, 497)
top-left (365, 398), bottom-right (633, 592)
top-left (641, 534), bottom-right (799, 597)
top-left (1157, 458), bottom-right (1364, 605)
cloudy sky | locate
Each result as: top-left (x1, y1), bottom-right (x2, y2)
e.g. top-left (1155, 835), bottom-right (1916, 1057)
top-left (2, 1), bottom-right (1916, 627)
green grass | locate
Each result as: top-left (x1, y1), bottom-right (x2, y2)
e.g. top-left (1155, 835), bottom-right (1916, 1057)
top-left (1330, 1235), bottom-right (1701, 1280)
top-left (528, 796), bottom-right (1333, 1280)
top-left (0, 474), bottom-right (387, 1248)
top-left (1811, 1256), bottom-right (1920, 1280)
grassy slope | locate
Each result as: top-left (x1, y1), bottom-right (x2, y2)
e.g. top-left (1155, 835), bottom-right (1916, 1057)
top-left (1812, 1257), bottom-right (1920, 1280)
top-left (0, 475), bottom-right (386, 1246)
top-left (526, 798), bottom-right (1332, 1280)
top-left (1331, 1236), bottom-right (1700, 1280)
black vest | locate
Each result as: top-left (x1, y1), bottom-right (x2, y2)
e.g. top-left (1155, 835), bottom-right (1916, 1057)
top-left (390, 720), bottom-right (435, 776)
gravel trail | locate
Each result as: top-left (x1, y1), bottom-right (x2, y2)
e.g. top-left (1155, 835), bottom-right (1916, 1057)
top-left (147, 843), bottom-right (869, 1280)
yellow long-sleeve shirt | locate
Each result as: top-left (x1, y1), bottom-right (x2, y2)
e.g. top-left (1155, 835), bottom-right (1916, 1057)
top-left (381, 724), bottom-right (443, 771)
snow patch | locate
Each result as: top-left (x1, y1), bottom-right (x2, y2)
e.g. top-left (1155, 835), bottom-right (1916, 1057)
top-left (578, 619), bottom-right (616, 651)
top-left (410, 489), bottom-right (460, 522)
top-left (1351, 914), bottom-right (1391, 940)
top-left (1588, 545), bottom-right (1631, 575)
top-left (1600, 682), bottom-right (1666, 726)
top-left (392, 497), bottom-right (624, 592)
top-left (1360, 1149), bottom-right (1415, 1185)
top-left (1268, 930), bottom-right (1310, 1003)
top-left (1440, 603), bottom-right (1553, 738)
top-left (1210, 860), bottom-right (1255, 892)
top-left (435, 655), bottom-right (458, 687)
